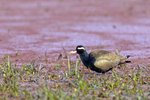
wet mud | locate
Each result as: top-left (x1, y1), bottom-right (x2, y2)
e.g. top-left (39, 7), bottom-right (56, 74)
top-left (0, 0), bottom-right (150, 66)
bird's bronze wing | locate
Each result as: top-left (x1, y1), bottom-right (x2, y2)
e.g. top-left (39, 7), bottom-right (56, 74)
top-left (89, 50), bottom-right (110, 58)
top-left (90, 50), bottom-right (122, 71)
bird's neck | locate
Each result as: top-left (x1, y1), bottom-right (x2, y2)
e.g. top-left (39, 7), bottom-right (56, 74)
top-left (80, 51), bottom-right (90, 67)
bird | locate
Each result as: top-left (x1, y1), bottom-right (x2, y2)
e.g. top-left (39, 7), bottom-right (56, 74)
top-left (70, 45), bottom-right (131, 73)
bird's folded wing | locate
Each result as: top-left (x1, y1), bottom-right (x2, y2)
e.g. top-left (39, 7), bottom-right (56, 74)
top-left (93, 53), bottom-right (121, 71)
top-left (94, 59), bottom-right (119, 71)
top-left (89, 50), bottom-right (110, 58)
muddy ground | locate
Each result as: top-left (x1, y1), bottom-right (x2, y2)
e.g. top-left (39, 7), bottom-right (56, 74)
top-left (0, 0), bottom-right (150, 72)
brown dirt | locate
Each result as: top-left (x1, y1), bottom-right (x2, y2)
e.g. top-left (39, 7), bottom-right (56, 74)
top-left (0, 0), bottom-right (150, 66)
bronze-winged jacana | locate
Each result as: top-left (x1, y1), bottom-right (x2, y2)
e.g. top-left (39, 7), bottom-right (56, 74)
top-left (70, 45), bottom-right (131, 73)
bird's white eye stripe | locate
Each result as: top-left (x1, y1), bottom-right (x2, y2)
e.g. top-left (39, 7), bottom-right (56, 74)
top-left (77, 47), bottom-right (85, 50)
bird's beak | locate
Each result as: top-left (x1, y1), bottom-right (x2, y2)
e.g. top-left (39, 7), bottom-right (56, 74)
top-left (69, 50), bottom-right (77, 54)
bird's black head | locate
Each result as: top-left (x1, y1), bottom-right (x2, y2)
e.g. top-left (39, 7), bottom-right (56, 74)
top-left (76, 45), bottom-right (86, 54)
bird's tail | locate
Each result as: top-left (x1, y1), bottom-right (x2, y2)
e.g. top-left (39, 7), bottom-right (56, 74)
top-left (120, 55), bottom-right (131, 64)
top-left (115, 49), bottom-right (131, 64)
top-left (124, 55), bottom-right (131, 63)
top-left (126, 55), bottom-right (130, 58)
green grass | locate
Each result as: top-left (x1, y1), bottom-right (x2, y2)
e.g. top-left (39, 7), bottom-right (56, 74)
top-left (0, 55), bottom-right (149, 100)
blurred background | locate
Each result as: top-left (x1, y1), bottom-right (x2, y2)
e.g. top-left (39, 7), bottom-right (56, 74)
top-left (0, 0), bottom-right (150, 65)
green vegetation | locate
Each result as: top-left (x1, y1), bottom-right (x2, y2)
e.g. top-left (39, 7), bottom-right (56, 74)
top-left (0, 55), bottom-right (149, 100)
